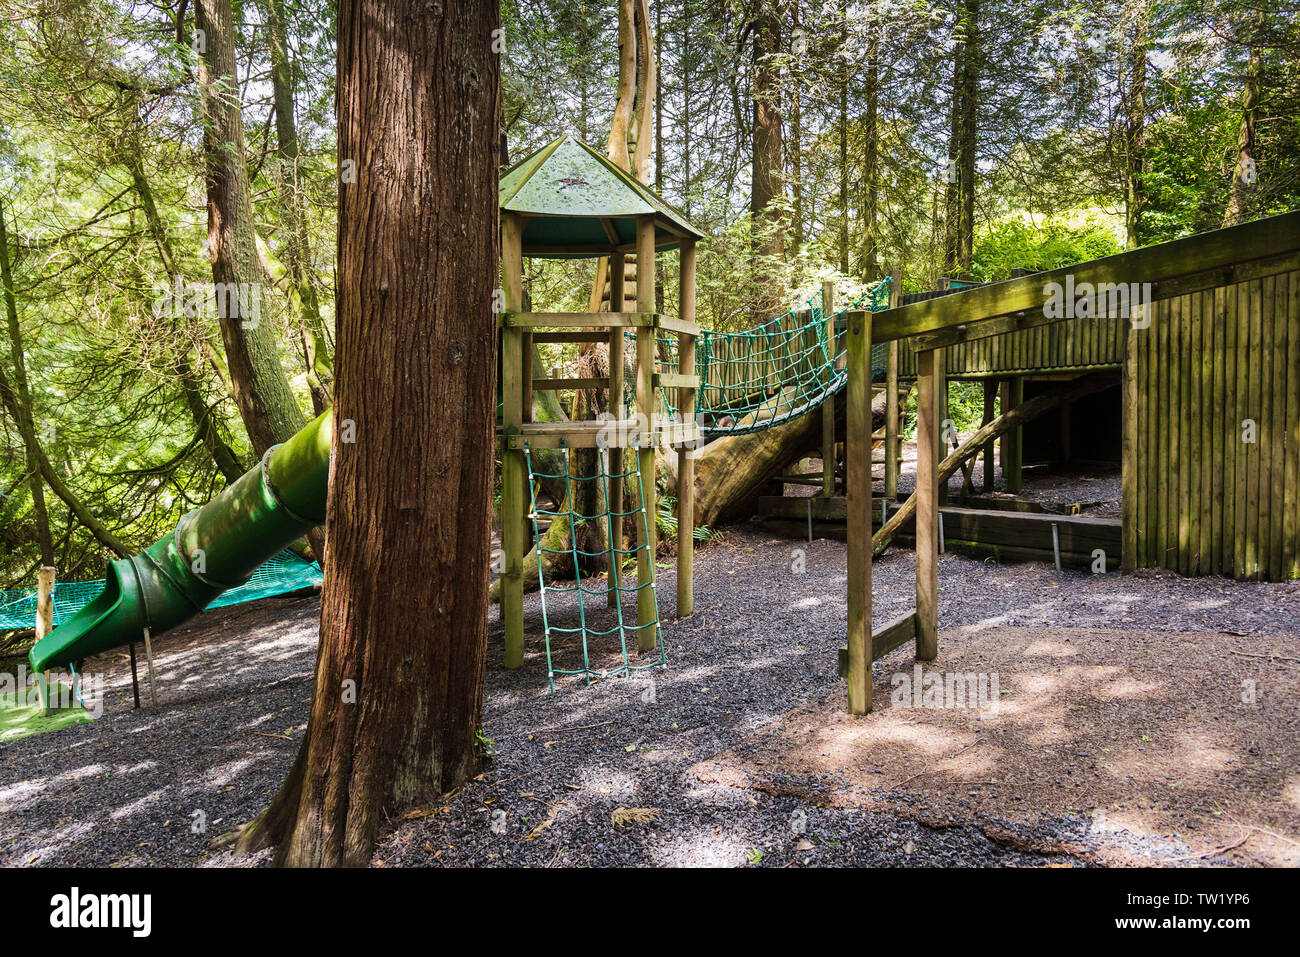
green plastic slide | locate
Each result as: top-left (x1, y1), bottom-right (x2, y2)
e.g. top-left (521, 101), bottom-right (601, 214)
top-left (28, 411), bottom-right (333, 675)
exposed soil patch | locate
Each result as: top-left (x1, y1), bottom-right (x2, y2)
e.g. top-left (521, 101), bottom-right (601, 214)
top-left (693, 624), bottom-right (1300, 866)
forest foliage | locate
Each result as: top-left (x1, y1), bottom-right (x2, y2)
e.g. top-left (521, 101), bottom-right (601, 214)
top-left (1, 0), bottom-right (1297, 591)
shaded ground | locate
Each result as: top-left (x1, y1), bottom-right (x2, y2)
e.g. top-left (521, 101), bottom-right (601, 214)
top-left (1, 527), bottom-right (1295, 867)
top-left (694, 624), bottom-right (1300, 866)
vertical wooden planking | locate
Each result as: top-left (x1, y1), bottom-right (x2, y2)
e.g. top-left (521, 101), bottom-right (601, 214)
top-left (1122, 314), bottom-right (1138, 571)
top-left (1175, 294), bottom-right (1190, 574)
top-left (1156, 294), bottom-right (1169, 570)
top-left (1180, 292), bottom-right (1194, 575)
top-left (1286, 270), bottom-right (1300, 578)
top-left (1234, 281), bottom-right (1248, 578)
top-left (1212, 285), bottom-right (1226, 576)
top-left (1199, 289), bottom-right (1214, 575)
top-left (1246, 279), bottom-right (1263, 578)
top-left (1271, 272), bottom-right (1289, 579)
top-left (845, 309), bottom-right (874, 714)
top-left (1259, 275), bottom-right (1275, 579)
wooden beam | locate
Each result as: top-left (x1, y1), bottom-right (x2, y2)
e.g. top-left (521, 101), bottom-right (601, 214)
top-left (915, 349), bottom-right (939, 661)
top-left (845, 309), bottom-right (873, 713)
top-left (858, 211), bottom-right (1300, 347)
top-left (531, 377), bottom-right (609, 391)
top-left (504, 311), bottom-right (655, 328)
top-left (838, 610), bottom-right (919, 677)
top-left (654, 371), bottom-right (700, 389)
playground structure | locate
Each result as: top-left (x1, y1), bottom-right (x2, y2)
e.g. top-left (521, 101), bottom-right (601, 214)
top-left (12, 130), bottom-right (1300, 719)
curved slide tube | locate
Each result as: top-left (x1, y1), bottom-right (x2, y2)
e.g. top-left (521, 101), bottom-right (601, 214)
top-left (29, 411), bottom-right (333, 674)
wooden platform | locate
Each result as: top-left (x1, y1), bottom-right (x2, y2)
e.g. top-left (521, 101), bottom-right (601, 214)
top-left (758, 495), bottom-right (1122, 570)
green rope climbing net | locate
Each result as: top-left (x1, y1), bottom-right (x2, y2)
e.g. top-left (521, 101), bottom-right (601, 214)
top-left (524, 444), bottom-right (665, 690)
top-left (627, 277), bottom-right (894, 438)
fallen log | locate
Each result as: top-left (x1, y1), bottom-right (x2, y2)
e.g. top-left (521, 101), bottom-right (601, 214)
top-left (667, 384), bottom-right (908, 529)
top-left (873, 371), bottom-right (1118, 554)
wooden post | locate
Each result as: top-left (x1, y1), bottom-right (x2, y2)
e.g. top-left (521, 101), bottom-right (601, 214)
top-left (981, 378), bottom-right (997, 490)
top-left (677, 240), bottom-right (697, 618)
top-left (634, 215), bottom-right (657, 652)
top-left (36, 566), bottom-right (54, 714)
top-left (821, 279), bottom-right (837, 497)
top-left (607, 251), bottom-right (626, 608)
top-left (885, 271), bottom-right (902, 502)
top-left (1001, 375), bottom-right (1024, 493)
top-left (500, 212), bottom-right (526, 668)
top-left (845, 309), bottom-right (874, 714)
top-left (936, 349), bottom-right (949, 506)
top-left (142, 627), bottom-right (158, 708)
top-left (915, 350), bottom-right (939, 660)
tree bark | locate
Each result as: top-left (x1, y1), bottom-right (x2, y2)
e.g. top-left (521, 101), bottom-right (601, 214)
top-left (195, 0), bottom-right (307, 457)
top-left (0, 193), bottom-right (54, 565)
top-left (241, 0), bottom-right (499, 867)
top-left (1123, 3), bottom-right (1149, 249)
top-left (1222, 46), bottom-right (1259, 228)
top-left (125, 149), bottom-right (246, 485)
top-left (263, 0), bottom-right (334, 414)
top-left (750, 0), bottom-right (786, 314)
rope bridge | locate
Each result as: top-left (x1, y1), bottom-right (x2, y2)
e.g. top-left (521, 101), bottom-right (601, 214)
top-left (647, 277), bottom-right (893, 437)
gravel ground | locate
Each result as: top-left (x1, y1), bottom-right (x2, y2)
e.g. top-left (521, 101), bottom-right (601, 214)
top-left (2, 526), bottom-right (1295, 867)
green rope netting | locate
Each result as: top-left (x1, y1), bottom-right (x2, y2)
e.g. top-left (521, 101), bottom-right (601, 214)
top-left (0, 550), bottom-right (322, 631)
top-left (625, 277), bottom-right (894, 438)
top-left (524, 444), bottom-right (665, 690)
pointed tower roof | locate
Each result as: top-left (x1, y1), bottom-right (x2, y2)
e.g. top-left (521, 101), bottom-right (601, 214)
top-left (499, 135), bottom-right (704, 258)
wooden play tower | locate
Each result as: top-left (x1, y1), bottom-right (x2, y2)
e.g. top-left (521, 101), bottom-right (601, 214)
top-left (497, 135), bottom-right (705, 670)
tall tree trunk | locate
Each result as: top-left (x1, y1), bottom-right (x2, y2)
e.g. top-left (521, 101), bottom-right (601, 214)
top-left (125, 149), bottom-right (246, 485)
top-left (789, 1), bottom-right (803, 250)
top-left (954, 0), bottom-right (980, 276)
top-left (838, 0), bottom-right (849, 274)
top-left (1222, 47), bottom-right (1259, 228)
top-left (1123, 2), bottom-right (1149, 249)
top-left (264, 0), bottom-right (334, 414)
top-left (240, 0), bottom-right (499, 867)
top-left (0, 194), bottom-right (54, 566)
top-left (751, 0), bottom-right (785, 312)
top-left (942, 22), bottom-right (963, 276)
top-left (859, 28), bottom-right (879, 279)
top-left (195, 0), bottom-right (307, 457)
